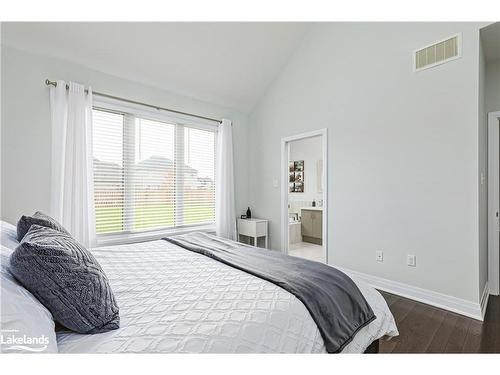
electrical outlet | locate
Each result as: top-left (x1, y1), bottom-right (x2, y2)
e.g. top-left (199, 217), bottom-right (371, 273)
top-left (376, 251), bottom-right (383, 262)
top-left (407, 254), bottom-right (416, 267)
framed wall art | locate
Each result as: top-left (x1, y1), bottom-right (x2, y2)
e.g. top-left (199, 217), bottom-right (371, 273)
top-left (289, 160), bottom-right (304, 193)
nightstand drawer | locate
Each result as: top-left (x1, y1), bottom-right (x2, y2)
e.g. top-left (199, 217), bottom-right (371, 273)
top-left (255, 221), bottom-right (267, 237)
top-left (238, 220), bottom-right (256, 237)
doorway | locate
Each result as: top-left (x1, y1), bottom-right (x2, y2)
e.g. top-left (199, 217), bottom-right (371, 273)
top-left (488, 111), bottom-right (500, 295)
top-left (281, 129), bottom-right (328, 263)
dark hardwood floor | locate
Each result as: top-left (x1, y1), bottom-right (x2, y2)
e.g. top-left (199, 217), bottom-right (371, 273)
top-left (379, 291), bottom-right (500, 353)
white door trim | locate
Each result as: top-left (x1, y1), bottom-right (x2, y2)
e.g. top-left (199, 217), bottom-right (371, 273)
top-left (280, 128), bottom-right (328, 263)
top-left (488, 111), bottom-right (500, 296)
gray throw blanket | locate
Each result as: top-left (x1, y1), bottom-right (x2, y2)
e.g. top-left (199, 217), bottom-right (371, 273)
top-left (164, 232), bottom-right (375, 353)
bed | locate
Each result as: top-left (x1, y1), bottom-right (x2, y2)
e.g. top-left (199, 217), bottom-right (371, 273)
top-left (52, 238), bottom-right (398, 353)
top-left (1, 219), bottom-right (397, 353)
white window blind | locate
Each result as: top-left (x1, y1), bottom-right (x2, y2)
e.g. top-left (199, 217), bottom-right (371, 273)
top-left (92, 107), bottom-right (216, 237)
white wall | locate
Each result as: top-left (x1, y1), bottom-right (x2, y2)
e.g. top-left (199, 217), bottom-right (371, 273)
top-left (486, 60), bottom-right (500, 113)
top-left (0, 46), bottom-right (250, 225)
top-left (248, 23), bottom-right (483, 303)
top-left (289, 136), bottom-right (323, 204)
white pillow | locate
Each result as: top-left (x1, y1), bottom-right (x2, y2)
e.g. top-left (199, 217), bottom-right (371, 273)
top-left (1, 220), bottom-right (19, 251)
top-left (1, 245), bottom-right (58, 353)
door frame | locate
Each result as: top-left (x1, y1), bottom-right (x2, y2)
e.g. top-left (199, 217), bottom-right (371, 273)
top-left (488, 111), bottom-right (500, 296)
top-left (280, 128), bottom-right (328, 263)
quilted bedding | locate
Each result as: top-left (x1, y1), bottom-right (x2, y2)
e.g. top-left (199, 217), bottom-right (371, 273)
top-left (56, 240), bottom-right (398, 353)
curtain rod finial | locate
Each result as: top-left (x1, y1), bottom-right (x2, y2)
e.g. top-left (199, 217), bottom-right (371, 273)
top-left (45, 79), bottom-right (57, 87)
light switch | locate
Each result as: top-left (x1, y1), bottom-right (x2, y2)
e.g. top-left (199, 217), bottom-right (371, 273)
top-left (272, 178), bottom-right (279, 188)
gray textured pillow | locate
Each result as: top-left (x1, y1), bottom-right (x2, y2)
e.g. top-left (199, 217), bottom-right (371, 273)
top-left (9, 225), bottom-right (120, 334)
top-left (17, 211), bottom-right (70, 241)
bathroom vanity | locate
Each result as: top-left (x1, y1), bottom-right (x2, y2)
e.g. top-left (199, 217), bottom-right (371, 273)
top-left (301, 207), bottom-right (323, 245)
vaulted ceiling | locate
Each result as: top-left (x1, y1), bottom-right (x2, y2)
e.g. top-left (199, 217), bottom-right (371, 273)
top-left (1, 22), bottom-right (312, 112)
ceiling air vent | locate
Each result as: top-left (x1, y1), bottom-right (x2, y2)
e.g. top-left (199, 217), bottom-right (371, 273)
top-left (414, 34), bottom-right (461, 72)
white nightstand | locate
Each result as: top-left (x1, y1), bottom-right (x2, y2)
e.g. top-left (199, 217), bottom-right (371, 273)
top-left (237, 218), bottom-right (268, 248)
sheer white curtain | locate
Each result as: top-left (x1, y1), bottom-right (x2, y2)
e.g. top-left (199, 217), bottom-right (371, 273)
top-left (49, 81), bottom-right (96, 247)
top-left (215, 119), bottom-right (236, 240)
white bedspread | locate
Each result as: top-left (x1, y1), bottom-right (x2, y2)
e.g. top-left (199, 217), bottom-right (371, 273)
top-left (56, 240), bottom-right (397, 353)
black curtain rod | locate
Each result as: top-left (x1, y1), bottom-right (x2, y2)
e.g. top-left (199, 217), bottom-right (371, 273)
top-left (45, 79), bottom-right (222, 124)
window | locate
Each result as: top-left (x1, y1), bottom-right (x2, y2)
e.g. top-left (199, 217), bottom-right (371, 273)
top-left (92, 105), bottom-right (216, 238)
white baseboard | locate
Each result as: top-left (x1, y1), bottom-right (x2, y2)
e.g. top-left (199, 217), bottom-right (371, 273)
top-left (338, 267), bottom-right (486, 321)
top-left (480, 282), bottom-right (490, 320)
